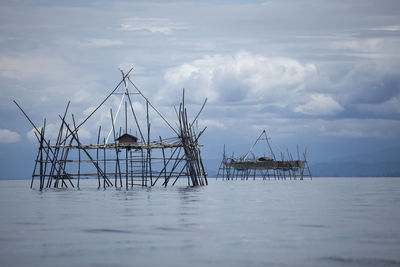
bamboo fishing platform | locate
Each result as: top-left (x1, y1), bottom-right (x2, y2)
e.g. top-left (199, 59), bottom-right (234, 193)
top-left (217, 130), bottom-right (312, 180)
top-left (15, 68), bottom-right (208, 190)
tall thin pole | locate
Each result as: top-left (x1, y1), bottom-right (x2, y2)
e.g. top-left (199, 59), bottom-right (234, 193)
top-left (110, 109), bottom-right (122, 187)
top-left (125, 101), bottom-right (127, 134)
top-left (31, 143), bottom-right (41, 188)
top-left (58, 115), bottom-right (111, 186)
top-left (146, 100), bottom-right (152, 186)
top-left (160, 136), bottom-right (167, 185)
top-left (103, 138), bottom-right (106, 188)
top-left (127, 76), bottom-right (179, 136)
top-left (130, 150), bottom-right (133, 187)
top-left (72, 115), bottom-right (81, 188)
top-left (97, 126), bottom-right (101, 188)
top-left (125, 149), bottom-right (128, 189)
top-left (39, 126), bottom-right (44, 190)
top-left (59, 68), bottom-right (134, 144)
top-left (14, 100), bottom-right (74, 188)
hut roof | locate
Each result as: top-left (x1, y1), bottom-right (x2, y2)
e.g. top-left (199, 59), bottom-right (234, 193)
top-left (115, 133), bottom-right (138, 143)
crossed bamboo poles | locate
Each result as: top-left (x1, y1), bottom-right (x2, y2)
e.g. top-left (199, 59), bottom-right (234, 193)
top-left (15, 68), bottom-right (208, 190)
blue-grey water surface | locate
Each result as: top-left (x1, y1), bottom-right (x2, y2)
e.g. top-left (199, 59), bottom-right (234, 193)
top-left (0, 178), bottom-right (399, 267)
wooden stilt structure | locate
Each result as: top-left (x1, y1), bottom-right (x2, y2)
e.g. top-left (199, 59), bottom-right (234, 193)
top-left (15, 67), bottom-right (207, 190)
top-left (216, 130), bottom-right (312, 180)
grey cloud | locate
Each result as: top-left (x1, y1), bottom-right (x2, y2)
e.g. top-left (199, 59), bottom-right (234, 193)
top-left (160, 52), bottom-right (317, 105)
top-left (334, 64), bottom-right (400, 105)
top-left (1, 0), bottom-right (400, 170)
top-left (0, 129), bottom-right (20, 143)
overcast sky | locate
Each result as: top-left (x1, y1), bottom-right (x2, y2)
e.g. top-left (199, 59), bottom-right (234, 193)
top-left (1, 0), bottom-right (400, 177)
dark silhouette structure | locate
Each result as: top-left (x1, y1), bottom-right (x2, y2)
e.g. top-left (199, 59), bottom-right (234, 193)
top-left (217, 130), bottom-right (311, 180)
top-left (15, 68), bottom-right (208, 190)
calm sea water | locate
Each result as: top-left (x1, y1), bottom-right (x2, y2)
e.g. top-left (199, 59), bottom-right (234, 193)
top-left (0, 178), bottom-right (399, 267)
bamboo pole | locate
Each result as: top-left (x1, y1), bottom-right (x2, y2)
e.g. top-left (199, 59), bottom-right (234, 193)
top-left (109, 109), bottom-right (122, 187)
top-left (125, 86), bottom-right (145, 144)
top-left (103, 138), bottom-right (106, 188)
top-left (14, 101), bottom-right (74, 188)
top-left (39, 126), bottom-right (44, 190)
top-left (172, 161), bottom-right (189, 186)
top-left (125, 148), bottom-right (128, 189)
top-left (58, 68), bottom-right (134, 146)
top-left (160, 137), bottom-right (167, 184)
top-left (127, 76), bottom-right (179, 136)
top-left (71, 115), bottom-right (82, 188)
top-left (189, 98), bottom-right (207, 128)
top-left (141, 149), bottom-right (145, 186)
top-left (151, 145), bottom-right (180, 186)
top-left (55, 122), bottom-right (70, 188)
top-left (48, 102), bottom-right (70, 188)
top-left (146, 100), bottom-right (153, 186)
top-left (162, 148), bottom-right (183, 186)
top-left (58, 115), bottom-right (112, 186)
top-left (130, 150), bottom-right (133, 187)
top-left (31, 140), bottom-right (41, 188)
top-left (41, 119), bottom-right (52, 188)
top-left (97, 126), bottom-right (101, 187)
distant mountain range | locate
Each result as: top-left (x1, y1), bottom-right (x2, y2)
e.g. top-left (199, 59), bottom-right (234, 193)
top-left (327, 147), bottom-right (400, 164)
top-left (310, 161), bottom-right (400, 177)
top-left (310, 146), bottom-right (400, 177)
top-left (206, 145), bottom-right (400, 177)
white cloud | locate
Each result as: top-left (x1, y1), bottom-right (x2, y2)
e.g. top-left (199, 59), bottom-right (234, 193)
top-left (120, 18), bottom-right (186, 34)
top-left (40, 96), bottom-right (49, 102)
top-left (331, 37), bottom-right (400, 62)
top-left (0, 129), bottom-right (20, 143)
top-left (333, 38), bottom-right (384, 53)
top-left (79, 38), bottom-right (123, 47)
top-left (0, 53), bottom-right (67, 80)
top-left (27, 122), bottom-right (93, 143)
top-left (369, 25), bottom-right (400, 31)
top-left (160, 52), bottom-right (317, 105)
top-left (294, 94), bottom-right (344, 115)
top-left (75, 127), bottom-right (92, 140)
top-left (198, 119), bottom-right (225, 129)
top-left (27, 124), bottom-right (59, 142)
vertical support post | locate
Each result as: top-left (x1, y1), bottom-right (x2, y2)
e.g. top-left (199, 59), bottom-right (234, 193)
top-left (14, 100), bottom-right (73, 189)
top-left (125, 101), bottom-right (128, 134)
top-left (97, 126), bottom-right (101, 187)
top-left (55, 124), bottom-right (70, 188)
top-left (31, 144), bottom-right (41, 188)
top-left (103, 138), bottom-right (106, 188)
top-left (146, 100), bottom-right (152, 186)
top-left (125, 148), bottom-right (128, 189)
top-left (222, 144), bottom-right (226, 180)
top-left (71, 115), bottom-right (81, 188)
top-left (130, 150), bottom-right (133, 187)
top-left (141, 149), bottom-right (145, 186)
top-left (40, 119), bottom-right (47, 190)
top-left (160, 136), bottom-right (167, 186)
top-left (39, 127), bottom-right (44, 190)
top-left (43, 140), bottom-right (51, 188)
top-left (110, 109), bottom-right (122, 187)
top-left (78, 145), bottom-right (81, 187)
top-left (59, 115), bottom-right (110, 188)
top-left (48, 102), bottom-right (70, 188)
